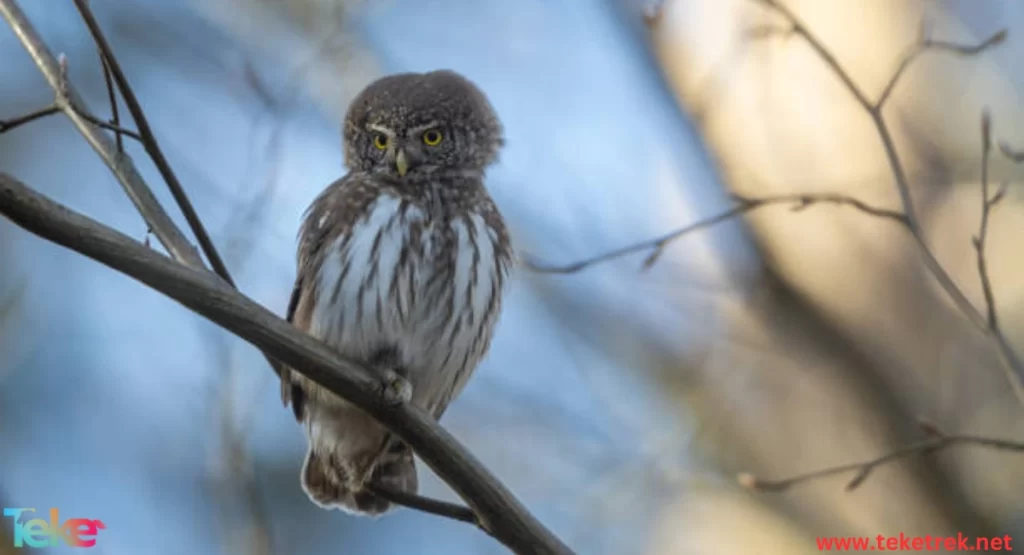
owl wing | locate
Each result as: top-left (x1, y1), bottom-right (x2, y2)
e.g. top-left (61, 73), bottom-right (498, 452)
top-left (280, 173), bottom-right (383, 419)
top-left (279, 279), bottom-right (305, 418)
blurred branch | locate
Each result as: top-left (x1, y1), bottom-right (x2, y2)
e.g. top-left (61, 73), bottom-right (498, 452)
top-left (525, 192), bottom-right (907, 273)
top-left (747, 0), bottom-right (1024, 402)
top-left (738, 420), bottom-right (1024, 492)
top-left (0, 175), bottom-right (574, 555)
top-left (999, 141), bottom-right (1024, 163)
top-left (975, 112), bottom-right (1024, 402)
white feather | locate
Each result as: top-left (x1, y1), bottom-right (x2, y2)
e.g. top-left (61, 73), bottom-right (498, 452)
top-left (307, 194), bottom-right (507, 415)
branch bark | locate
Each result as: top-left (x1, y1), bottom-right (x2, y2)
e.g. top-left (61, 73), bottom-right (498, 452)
top-left (0, 173), bottom-right (574, 555)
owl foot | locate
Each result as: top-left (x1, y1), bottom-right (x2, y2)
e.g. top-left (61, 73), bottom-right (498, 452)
top-left (381, 368), bottom-right (412, 406)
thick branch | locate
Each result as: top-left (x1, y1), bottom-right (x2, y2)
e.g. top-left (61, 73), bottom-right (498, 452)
top-left (526, 192), bottom-right (907, 274)
top-left (0, 173), bottom-right (574, 555)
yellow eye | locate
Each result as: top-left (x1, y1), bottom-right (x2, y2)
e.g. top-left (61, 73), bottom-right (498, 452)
top-left (373, 133), bottom-right (388, 150)
top-left (422, 129), bottom-right (443, 146)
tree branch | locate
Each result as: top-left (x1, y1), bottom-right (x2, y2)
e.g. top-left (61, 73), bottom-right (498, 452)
top-left (97, 45), bottom-right (124, 153)
top-left (975, 112), bottom-right (1024, 403)
top-left (71, 0), bottom-right (234, 283)
top-left (753, 0), bottom-right (1006, 327)
top-left (745, 0), bottom-right (1024, 401)
top-left (367, 483), bottom-right (480, 525)
top-left (0, 0), bottom-right (205, 269)
top-left (525, 192), bottom-right (907, 274)
top-left (0, 104), bottom-right (59, 133)
top-left (0, 173), bottom-right (575, 555)
top-left (738, 420), bottom-right (1024, 492)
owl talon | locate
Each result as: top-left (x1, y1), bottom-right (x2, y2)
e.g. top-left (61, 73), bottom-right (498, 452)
top-left (381, 369), bottom-right (412, 406)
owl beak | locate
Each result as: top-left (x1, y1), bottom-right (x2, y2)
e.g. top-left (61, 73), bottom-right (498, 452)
top-left (395, 149), bottom-right (409, 177)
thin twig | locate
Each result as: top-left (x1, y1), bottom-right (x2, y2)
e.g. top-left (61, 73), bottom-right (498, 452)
top-left (70, 107), bottom-right (143, 141)
top-left (72, 0), bottom-right (234, 284)
top-left (738, 421), bottom-right (1024, 492)
top-left (367, 482), bottom-right (481, 526)
top-left (974, 112), bottom-right (1024, 403)
top-left (876, 30), bottom-right (1007, 110)
top-left (98, 47), bottom-right (124, 152)
top-left (0, 105), bottom-right (59, 133)
top-left (0, 173), bottom-right (576, 555)
top-left (750, 0), bottom-right (1024, 401)
top-left (526, 193), bottom-right (907, 274)
top-left (976, 111), bottom-right (998, 330)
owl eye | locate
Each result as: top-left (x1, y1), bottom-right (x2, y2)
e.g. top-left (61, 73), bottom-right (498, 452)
top-left (422, 129), bottom-right (443, 146)
top-left (373, 133), bottom-right (389, 150)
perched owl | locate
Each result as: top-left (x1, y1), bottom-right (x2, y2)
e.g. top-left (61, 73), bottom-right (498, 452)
top-left (281, 70), bottom-right (513, 515)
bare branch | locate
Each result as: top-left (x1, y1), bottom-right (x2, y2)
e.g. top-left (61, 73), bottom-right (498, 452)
top-left (974, 112), bottom-right (1024, 403)
top-left (0, 0), bottom-right (205, 269)
top-left (0, 104), bottom-right (59, 133)
top-left (738, 422), bottom-right (1024, 492)
top-left (71, 0), bottom-right (235, 284)
top-left (751, 0), bottom-right (1024, 401)
top-left (0, 173), bottom-right (575, 555)
top-left (976, 111), bottom-right (998, 331)
top-left (876, 30), bottom-right (1006, 110)
top-left (368, 483), bottom-right (479, 525)
top-left (98, 46), bottom-right (124, 152)
top-left (525, 193), bottom-right (907, 274)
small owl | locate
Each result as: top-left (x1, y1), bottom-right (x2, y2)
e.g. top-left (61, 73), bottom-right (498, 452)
top-left (281, 70), bottom-right (513, 515)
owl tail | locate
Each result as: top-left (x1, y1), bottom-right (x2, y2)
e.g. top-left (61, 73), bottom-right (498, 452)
top-left (301, 441), bottom-right (418, 516)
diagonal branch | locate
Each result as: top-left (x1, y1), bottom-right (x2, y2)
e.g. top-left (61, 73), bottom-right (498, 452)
top-left (72, 0), bottom-right (234, 283)
top-left (98, 47), bottom-right (125, 153)
top-left (368, 483), bottom-right (479, 524)
top-left (0, 173), bottom-right (575, 555)
top-left (526, 192), bottom-right (907, 274)
top-left (0, 104), bottom-right (59, 133)
top-left (0, 0), bottom-right (205, 269)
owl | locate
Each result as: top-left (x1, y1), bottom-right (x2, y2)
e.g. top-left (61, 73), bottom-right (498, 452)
top-left (280, 70), bottom-right (513, 515)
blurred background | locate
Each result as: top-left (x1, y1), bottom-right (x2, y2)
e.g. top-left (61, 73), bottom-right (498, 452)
top-left (1, 0), bottom-right (1023, 553)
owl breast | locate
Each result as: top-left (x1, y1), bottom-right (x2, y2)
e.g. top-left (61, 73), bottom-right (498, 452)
top-left (308, 193), bottom-right (509, 416)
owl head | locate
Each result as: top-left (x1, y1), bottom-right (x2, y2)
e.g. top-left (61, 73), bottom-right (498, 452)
top-left (342, 70), bottom-right (504, 178)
